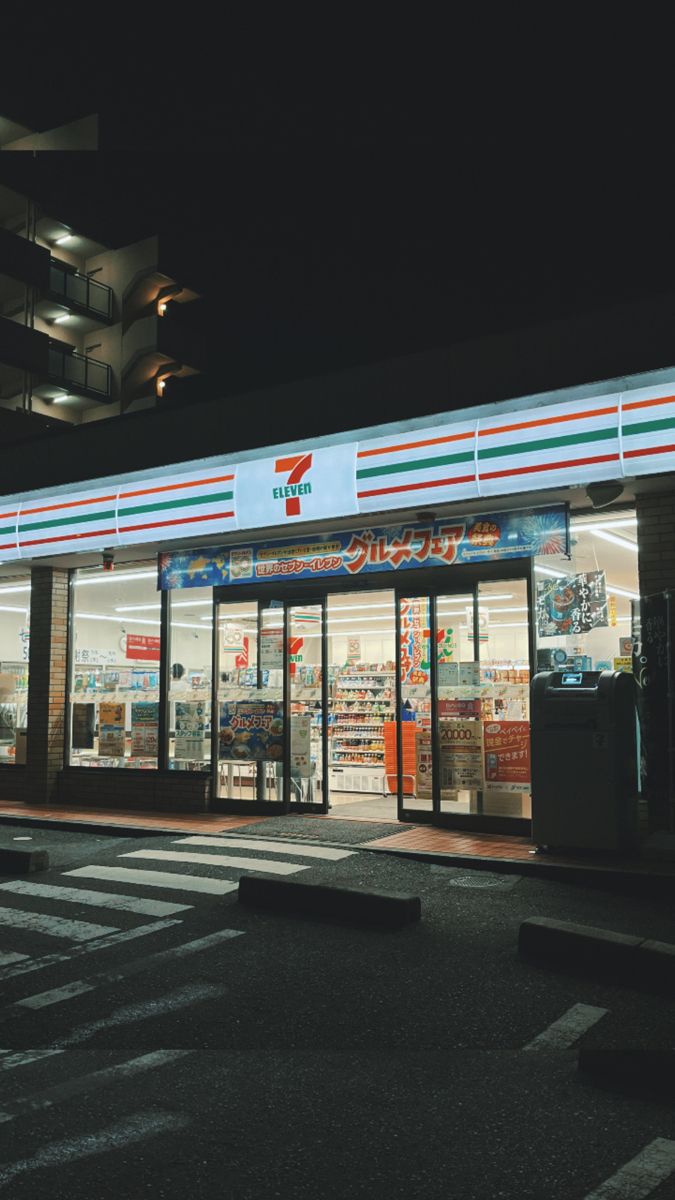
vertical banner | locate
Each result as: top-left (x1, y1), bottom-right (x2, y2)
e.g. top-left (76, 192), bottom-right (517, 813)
top-left (290, 713), bottom-right (312, 777)
top-left (98, 702), bottom-right (126, 756)
top-left (400, 598), bottom-right (430, 684)
top-left (130, 702), bottom-right (159, 757)
top-left (415, 730), bottom-right (433, 798)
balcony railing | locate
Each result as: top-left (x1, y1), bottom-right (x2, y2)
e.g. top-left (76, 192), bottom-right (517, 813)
top-left (49, 263), bottom-right (113, 321)
top-left (47, 343), bottom-right (111, 398)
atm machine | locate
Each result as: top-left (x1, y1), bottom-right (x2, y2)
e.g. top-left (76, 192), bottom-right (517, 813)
top-left (531, 670), bottom-right (638, 852)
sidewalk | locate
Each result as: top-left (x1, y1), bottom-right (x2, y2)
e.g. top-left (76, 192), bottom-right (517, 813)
top-left (1, 799), bottom-right (674, 891)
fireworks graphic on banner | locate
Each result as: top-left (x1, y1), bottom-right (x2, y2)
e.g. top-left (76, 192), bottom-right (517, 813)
top-left (520, 511), bottom-right (569, 556)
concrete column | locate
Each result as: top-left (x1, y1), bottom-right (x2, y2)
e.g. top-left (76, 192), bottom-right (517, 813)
top-left (636, 489), bottom-right (675, 832)
top-left (25, 566), bottom-right (68, 803)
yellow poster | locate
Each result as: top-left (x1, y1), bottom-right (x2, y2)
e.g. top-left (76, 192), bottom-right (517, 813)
top-left (99, 702), bottom-right (126, 757)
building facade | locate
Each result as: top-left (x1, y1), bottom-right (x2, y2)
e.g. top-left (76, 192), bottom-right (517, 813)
top-left (0, 351), bottom-right (672, 845)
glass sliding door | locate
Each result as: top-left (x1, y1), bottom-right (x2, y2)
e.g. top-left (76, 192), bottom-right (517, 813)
top-left (397, 575), bottom-right (532, 826)
top-left (476, 579), bottom-right (531, 819)
top-left (214, 598), bottom-right (285, 807)
top-left (287, 601), bottom-right (328, 812)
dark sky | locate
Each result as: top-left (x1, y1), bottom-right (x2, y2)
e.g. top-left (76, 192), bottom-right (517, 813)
top-left (2, 37), bottom-right (673, 396)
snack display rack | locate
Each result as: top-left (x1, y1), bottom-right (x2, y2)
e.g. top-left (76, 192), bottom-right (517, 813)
top-left (329, 664), bottom-right (395, 794)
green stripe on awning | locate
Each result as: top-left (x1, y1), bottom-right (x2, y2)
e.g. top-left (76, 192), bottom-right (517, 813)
top-left (356, 449), bottom-right (474, 480)
top-left (119, 490), bottom-right (234, 518)
top-left (623, 415), bottom-right (675, 438)
top-left (0, 527), bottom-right (15, 537)
top-left (477, 425), bottom-right (616, 461)
top-left (19, 508), bottom-right (116, 534)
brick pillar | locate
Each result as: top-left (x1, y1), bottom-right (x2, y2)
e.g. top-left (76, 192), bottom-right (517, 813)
top-left (25, 566), bottom-right (68, 803)
top-left (636, 490), bottom-right (675, 832)
top-left (636, 491), bottom-right (675, 594)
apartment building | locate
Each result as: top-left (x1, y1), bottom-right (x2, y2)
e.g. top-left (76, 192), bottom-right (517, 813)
top-left (0, 179), bottom-right (202, 438)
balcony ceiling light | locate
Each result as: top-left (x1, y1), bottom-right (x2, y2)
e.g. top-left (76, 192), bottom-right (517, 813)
top-left (53, 313), bottom-right (71, 324)
top-left (54, 233), bottom-right (73, 245)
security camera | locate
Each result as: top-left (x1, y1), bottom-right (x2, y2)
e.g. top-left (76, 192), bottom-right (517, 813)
top-left (585, 482), bottom-right (624, 510)
top-left (102, 550), bottom-right (115, 572)
top-left (416, 510), bottom-right (437, 523)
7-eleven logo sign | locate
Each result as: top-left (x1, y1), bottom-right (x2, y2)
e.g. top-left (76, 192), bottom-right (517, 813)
top-left (272, 453), bottom-right (313, 518)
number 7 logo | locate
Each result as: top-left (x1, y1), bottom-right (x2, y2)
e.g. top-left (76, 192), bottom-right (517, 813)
top-left (274, 453), bottom-right (313, 517)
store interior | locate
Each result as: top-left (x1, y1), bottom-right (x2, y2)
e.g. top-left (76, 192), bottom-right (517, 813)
top-left (0, 509), bottom-right (639, 825)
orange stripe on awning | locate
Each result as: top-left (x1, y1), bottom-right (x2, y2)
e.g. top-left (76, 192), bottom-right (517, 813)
top-left (118, 473), bottom-right (235, 500)
top-left (479, 404), bottom-right (618, 439)
top-left (21, 493), bottom-right (117, 517)
top-left (623, 393), bottom-right (675, 413)
top-left (357, 430), bottom-right (474, 459)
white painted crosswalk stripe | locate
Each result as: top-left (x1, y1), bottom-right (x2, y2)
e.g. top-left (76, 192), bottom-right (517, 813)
top-left (0, 1108), bottom-right (189, 1187)
top-left (0, 1050), bottom-right (64, 1072)
top-left (0, 952), bottom-right (28, 967)
top-left (0, 906), bottom-right (118, 942)
top-left (583, 1138), bottom-right (675, 1199)
top-left (0, 919), bottom-right (182, 983)
top-left (174, 835), bottom-right (354, 860)
top-left (120, 848), bottom-right (308, 875)
top-left (0, 879), bottom-right (191, 917)
top-left (0, 1050), bottom-right (192, 1125)
top-left (65, 864), bottom-right (239, 895)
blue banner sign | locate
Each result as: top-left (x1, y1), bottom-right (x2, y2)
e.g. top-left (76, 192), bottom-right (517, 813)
top-left (159, 504), bottom-right (569, 590)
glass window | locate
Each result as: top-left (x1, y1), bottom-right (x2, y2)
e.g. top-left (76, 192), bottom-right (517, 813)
top-left (168, 587), bottom-right (212, 772)
top-left (534, 508), bottom-right (638, 675)
top-left (0, 574), bottom-right (31, 766)
top-left (69, 562), bottom-right (159, 768)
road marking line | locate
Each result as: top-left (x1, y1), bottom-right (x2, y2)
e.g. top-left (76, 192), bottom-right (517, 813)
top-left (0, 1049), bottom-right (192, 1124)
top-left (174, 835), bottom-right (354, 861)
top-left (523, 1003), bottom-right (609, 1051)
top-left (0, 1108), bottom-right (189, 1187)
top-left (0, 928), bottom-right (243, 1023)
top-left (121, 848), bottom-right (308, 875)
top-left (17, 979), bottom-right (96, 1010)
top-left (58, 982), bottom-right (222, 1047)
top-left (0, 918), bottom-right (182, 983)
top-left (0, 879), bottom-right (191, 917)
top-left (65, 864), bottom-right (239, 895)
top-left (0, 952), bottom-right (28, 966)
top-left (0, 906), bottom-right (118, 942)
top-left (0, 1050), bottom-right (64, 1071)
top-left (583, 1138), bottom-right (675, 1199)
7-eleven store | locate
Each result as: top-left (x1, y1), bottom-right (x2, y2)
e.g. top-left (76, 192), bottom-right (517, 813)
top-left (0, 365), bottom-right (671, 838)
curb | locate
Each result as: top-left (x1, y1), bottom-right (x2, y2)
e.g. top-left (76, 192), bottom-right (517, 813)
top-left (238, 874), bottom-right (421, 929)
top-left (578, 1049), bottom-right (675, 1100)
top-left (358, 845), bottom-right (675, 895)
top-left (0, 814), bottom-right (184, 839)
top-left (519, 917), bottom-right (675, 991)
top-left (0, 846), bottom-right (49, 873)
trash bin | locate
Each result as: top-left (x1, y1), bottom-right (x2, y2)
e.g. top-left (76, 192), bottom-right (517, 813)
top-left (531, 670), bottom-right (638, 852)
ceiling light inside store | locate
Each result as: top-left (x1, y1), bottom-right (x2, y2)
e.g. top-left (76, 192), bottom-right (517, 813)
top-left (0, 585), bottom-right (31, 596)
top-left (0, 605), bottom-right (29, 614)
top-left (74, 570), bottom-right (158, 586)
top-left (591, 530), bottom-right (638, 553)
top-left (570, 517), bottom-right (637, 531)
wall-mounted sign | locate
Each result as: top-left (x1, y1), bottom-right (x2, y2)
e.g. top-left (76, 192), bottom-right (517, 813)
top-left (75, 647), bottom-right (118, 666)
top-left (126, 634), bottom-right (161, 662)
top-left (0, 377), bottom-right (673, 565)
top-left (160, 505), bottom-right (569, 590)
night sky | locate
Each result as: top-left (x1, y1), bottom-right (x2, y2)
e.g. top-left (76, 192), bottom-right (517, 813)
top-left (2, 37), bottom-right (673, 399)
